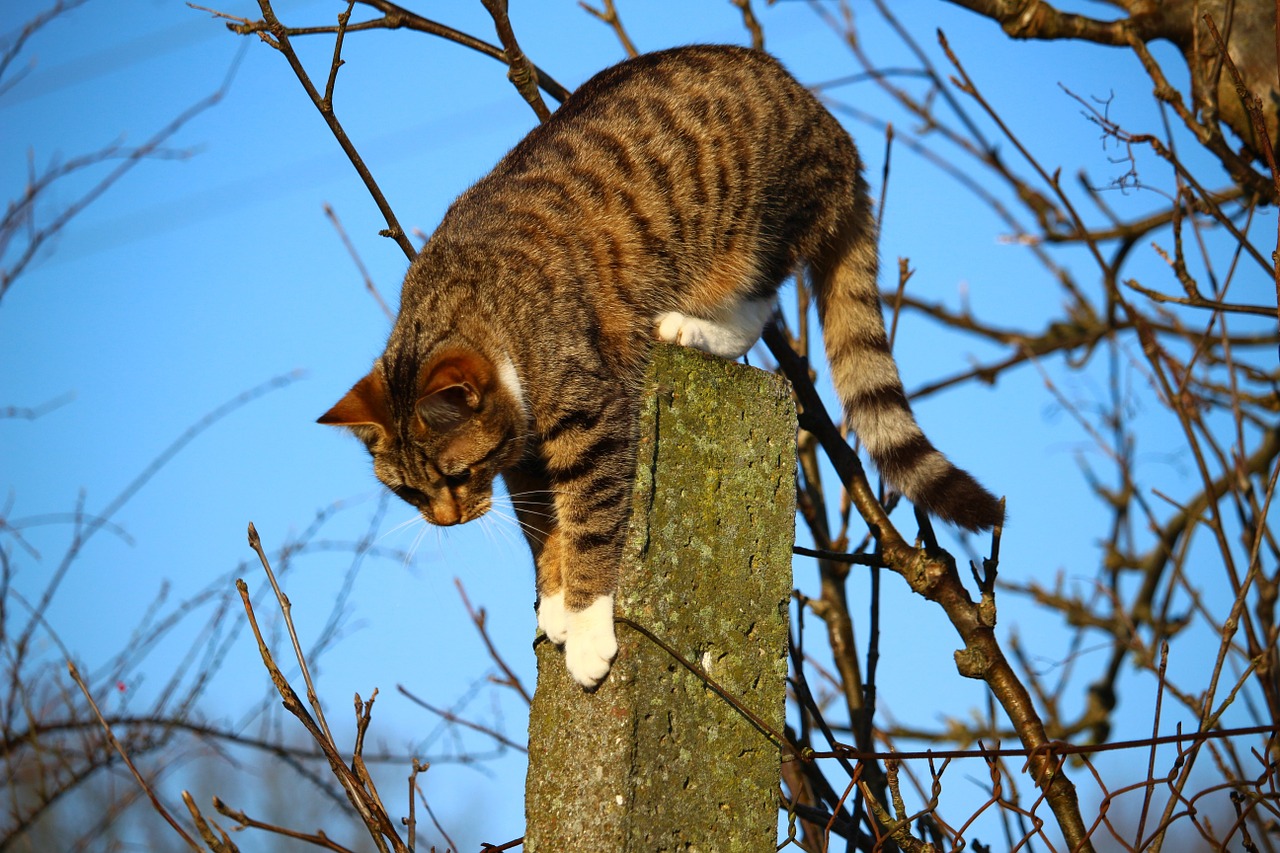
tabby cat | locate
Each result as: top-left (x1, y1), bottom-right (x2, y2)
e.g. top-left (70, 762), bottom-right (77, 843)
top-left (319, 45), bottom-right (1002, 689)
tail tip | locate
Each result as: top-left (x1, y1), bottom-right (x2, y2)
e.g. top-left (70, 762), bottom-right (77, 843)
top-left (918, 472), bottom-right (1004, 533)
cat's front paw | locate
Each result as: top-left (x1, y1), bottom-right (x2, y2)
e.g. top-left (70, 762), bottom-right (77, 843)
top-left (563, 595), bottom-right (618, 689)
top-left (655, 307), bottom-right (765, 360)
top-left (537, 590), bottom-right (569, 644)
top-left (656, 311), bottom-right (709, 352)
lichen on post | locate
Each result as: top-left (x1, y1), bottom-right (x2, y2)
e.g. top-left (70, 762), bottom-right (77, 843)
top-left (524, 343), bottom-right (796, 851)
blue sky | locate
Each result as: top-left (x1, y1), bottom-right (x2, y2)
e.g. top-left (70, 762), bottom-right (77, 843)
top-left (3, 1), bottom-right (1270, 849)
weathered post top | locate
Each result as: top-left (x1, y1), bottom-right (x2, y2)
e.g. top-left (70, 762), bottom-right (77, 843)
top-left (525, 343), bottom-right (796, 852)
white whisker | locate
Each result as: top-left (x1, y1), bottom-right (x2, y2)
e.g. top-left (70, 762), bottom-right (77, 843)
top-left (487, 504), bottom-right (532, 533)
top-left (487, 505), bottom-right (549, 544)
top-left (477, 514), bottom-right (498, 550)
top-left (504, 495), bottom-right (559, 506)
top-left (491, 492), bottom-right (558, 522)
top-left (498, 503), bottom-right (558, 522)
top-left (504, 489), bottom-right (562, 499)
top-left (380, 512), bottom-right (425, 542)
top-left (482, 510), bottom-right (525, 553)
top-left (404, 520), bottom-right (430, 571)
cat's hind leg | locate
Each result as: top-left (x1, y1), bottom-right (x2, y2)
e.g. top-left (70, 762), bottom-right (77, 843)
top-left (655, 297), bottom-right (774, 360)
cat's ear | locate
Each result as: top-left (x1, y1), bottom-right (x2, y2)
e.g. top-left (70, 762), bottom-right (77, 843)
top-left (416, 352), bottom-right (493, 432)
top-left (417, 386), bottom-right (475, 431)
top-left (318, 370), bottom-right (391, 441)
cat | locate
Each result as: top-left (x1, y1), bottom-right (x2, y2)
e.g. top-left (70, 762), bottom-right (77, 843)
top-left (319, 45), bottom-right (1003, 689)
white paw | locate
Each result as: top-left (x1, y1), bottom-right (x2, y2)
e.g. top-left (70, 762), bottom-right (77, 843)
top-left (563, 595), bottom-right (618, 689)
top-left (654, 300), bottom-right (772, 360)
top-left (537, 590), bottom-right (569, 644)
top-left (656, 311), bottom-right (707, 351)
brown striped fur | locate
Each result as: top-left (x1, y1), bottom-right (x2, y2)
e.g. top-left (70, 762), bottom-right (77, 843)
top-left (320, 46), bottom-right (1001, 688)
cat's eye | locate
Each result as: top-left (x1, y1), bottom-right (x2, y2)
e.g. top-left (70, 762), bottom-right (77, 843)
top-left (444, 470), bottom-right (472, 487)
top-left (392, 485), bottom-right (430, 508)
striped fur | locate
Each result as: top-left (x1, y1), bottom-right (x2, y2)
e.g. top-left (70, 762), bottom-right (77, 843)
top-left (320, 46), bottom-right (1001, 687)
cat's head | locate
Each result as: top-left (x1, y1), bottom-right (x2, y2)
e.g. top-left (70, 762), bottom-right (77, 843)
top-left (319, 349), bottom-right (526, 526)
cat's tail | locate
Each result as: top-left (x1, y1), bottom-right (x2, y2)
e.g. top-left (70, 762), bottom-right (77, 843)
top-left (810, 198), bottom-right (1003, 532)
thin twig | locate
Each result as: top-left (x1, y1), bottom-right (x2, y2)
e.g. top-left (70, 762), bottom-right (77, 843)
top-left (323, 204), bottom-right (393, 321)
top-left (455, 578), bottom-right (532, 704)
top-left (67, 662), bottom-right (202, 851)
top-left (238, 526), bottom-right (404, 852)
top-left (614, 615), bottom-right (801, 759)
top-left (0, 391), bottom-right (75, 420)
top-left (1200, 12), bottom-right (1280, 341)
top-left (213, 796), bottom-right (359, 852)
top-left (248, 516), bottom-right (335, 746)
top-left (409, 766), bottom-right (458, 853)
top-left (479, 0), bottom-right (552, 122)
top-left (182, 792), bottom-right (239, 853)
top-left (731, 0), bottom-right (764, 50)
top-left (249, 0), bottom-right (415, 259)
top-left (397, 684), bottom-right (528, 754)
top-left (1, 53), bottom-right (240, 303)
top-left (579, 0), bottom-right (638, 57)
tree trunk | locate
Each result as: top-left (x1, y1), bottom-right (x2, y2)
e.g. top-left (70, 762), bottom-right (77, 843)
top-left (524, 343), bottom-right (796, 852)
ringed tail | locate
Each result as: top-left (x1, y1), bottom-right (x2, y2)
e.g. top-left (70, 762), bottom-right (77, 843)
top-left (810, 197), bottom-right (1003, 532)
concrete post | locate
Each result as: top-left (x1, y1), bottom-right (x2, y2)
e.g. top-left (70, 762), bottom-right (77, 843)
top-left (525, 343), bottom-right (796, 852)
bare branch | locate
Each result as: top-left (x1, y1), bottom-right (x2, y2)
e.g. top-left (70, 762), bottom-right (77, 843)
top-left (579, 0), bottom-right (638, 57)
top-left (479, 0), bottom-right (552, 122)
top-left (67, 662), bottom-right (203, 852)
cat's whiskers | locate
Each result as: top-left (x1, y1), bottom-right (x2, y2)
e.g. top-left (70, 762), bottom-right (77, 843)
top-left (475, 512), bottom-right (498, 550)
top-left (503, 503), bottom-right (558, 522)
top-left (373, 507), bottom-right (432, 571)
top-left (486, 501), bottom-right (549, 544)
top-left (480, 510), bottom-right (525, 553)
top-left (504, 487), bottom-right (560, 497)
top-left (379, 511), bottom-right (427, 543)
top-left (492, 490), bottom-right (556, 520)
top-left (489, 495), bottom-right (540, 530)
top-left (401, 517), bottom-right (432, 571)
top-left (502, 490), bottom-right (561, 518)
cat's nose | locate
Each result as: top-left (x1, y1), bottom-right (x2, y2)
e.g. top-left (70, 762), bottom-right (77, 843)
top-left (430, 498), bottom-right (461, 526)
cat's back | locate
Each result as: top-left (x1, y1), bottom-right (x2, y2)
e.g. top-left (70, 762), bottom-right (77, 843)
top-left (501, 47), bottom-right (798, 158)
top-left (434, 46), bottom-right (856, 305)
top-left (489, 45), bottom-right (848, 194)
top-left (512, 45), bottom-right (808, 151)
